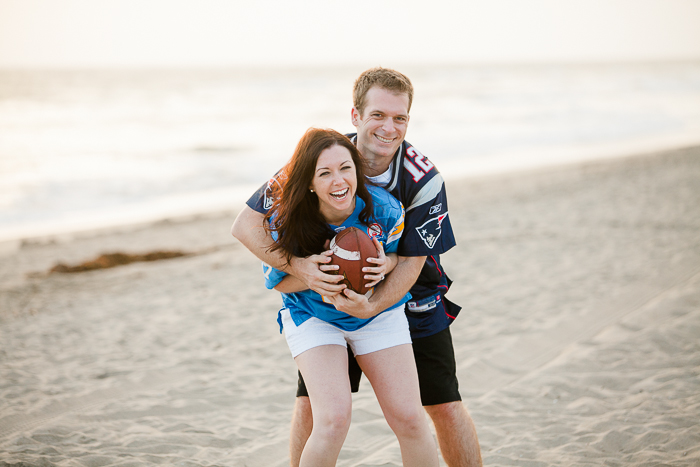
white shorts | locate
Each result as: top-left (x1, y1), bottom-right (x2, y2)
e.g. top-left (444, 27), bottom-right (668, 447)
top-left (280, 305), bottom-right (411, 358)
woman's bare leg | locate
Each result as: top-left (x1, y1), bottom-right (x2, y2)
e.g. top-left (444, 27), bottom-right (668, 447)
top-left (357, 344), bottom-right (439, 467)
top-left (294, 345), bottom-right (352, 467)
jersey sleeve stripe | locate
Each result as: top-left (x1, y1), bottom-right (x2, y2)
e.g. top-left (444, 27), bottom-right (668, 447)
top-left (386, 210), bottom-right (405, 244)
top-left (405, 172), bottom-right (445, 212)
top-left (263, 262), bottom-right (286, 289)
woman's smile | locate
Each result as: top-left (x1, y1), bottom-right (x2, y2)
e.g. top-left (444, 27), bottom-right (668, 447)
top-left (330, 188), bottom-right (350, 200)
top-left (311, 145), bottom-right (358, 225)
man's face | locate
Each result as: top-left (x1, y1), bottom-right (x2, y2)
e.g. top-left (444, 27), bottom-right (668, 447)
top-left (351, 86), bottom-right (410, 162)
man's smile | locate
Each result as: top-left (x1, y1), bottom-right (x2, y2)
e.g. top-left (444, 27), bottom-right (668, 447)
top-left (375, 134), bottom-right (394, 144)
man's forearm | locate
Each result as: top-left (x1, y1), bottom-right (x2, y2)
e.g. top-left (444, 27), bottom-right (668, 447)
top-left (231, 206), bottom-right (342, 296)
top-left (369, 255), bottom-right (426, 314)
top-left (231, 205), bottom-right (290, 271)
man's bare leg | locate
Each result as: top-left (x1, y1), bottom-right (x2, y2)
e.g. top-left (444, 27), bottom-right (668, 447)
top-left (290, 396), bottom-right (312, 467)
top-left (425, 401), bottom-right (482, 467)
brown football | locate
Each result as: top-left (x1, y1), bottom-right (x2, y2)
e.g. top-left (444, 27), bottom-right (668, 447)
top-left (329, 226), bottom-right (377, 294)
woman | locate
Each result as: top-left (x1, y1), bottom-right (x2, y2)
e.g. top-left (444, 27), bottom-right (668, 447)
top-left (262, 128), bottom-right (438, 467)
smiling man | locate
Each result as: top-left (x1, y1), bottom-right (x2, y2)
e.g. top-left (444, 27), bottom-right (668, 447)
top-left (352, 84), bottom-right (410, 172)
top-left (231, 67), bottom-right (482, 467)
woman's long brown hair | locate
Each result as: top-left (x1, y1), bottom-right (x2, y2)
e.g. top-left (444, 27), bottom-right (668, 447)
top-left (264, 128), bottom-right (374, 264)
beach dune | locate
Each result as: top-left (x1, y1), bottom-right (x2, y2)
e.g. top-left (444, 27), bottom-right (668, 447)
top-left (1, 146), bottom-right (699, 466)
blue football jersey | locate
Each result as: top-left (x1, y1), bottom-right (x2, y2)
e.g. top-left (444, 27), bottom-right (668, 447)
top-left (263, 185), bottom-right (411, 332)
top-left (247, 138), bottom-right (461, 339)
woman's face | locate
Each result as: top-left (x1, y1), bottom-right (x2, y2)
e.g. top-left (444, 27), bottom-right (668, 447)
top-left (310, 144), bottom-right (357, 224)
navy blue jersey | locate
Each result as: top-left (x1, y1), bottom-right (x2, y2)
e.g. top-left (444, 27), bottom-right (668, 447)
top-left (347, 134), bottom-right (461, 338)
top-left (246, 137), bottom-right (461, 338)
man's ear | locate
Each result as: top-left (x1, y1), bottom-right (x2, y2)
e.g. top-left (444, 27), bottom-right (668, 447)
top-left (351, 107), bottom-right (361, 126)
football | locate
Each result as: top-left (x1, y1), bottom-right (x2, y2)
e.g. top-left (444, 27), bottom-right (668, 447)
top-left (329, 227), bottom-right (377, 295)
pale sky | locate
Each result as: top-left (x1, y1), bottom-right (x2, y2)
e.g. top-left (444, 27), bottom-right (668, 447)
top-left (1, 0), bottom-right (699, 68)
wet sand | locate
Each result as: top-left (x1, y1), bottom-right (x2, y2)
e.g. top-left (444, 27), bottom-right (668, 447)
top-left (1, 146), bottom-right (699, 466)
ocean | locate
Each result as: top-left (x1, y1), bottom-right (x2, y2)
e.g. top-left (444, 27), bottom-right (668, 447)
top-left (1, 63), bottom-right (699, 242)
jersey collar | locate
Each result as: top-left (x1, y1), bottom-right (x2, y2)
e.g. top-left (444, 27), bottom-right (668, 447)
top-left (348, 133), bottom-right (404, 193)
top-left (329, 195), bottom-right (365, 232)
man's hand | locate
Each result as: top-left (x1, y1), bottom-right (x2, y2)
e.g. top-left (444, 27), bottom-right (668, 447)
top-left (325, 289), bottom-right (377, 320)
top-left (336, 255), bottom-right (426, 320)
top-left (289, 251), bottom-right (346, 297)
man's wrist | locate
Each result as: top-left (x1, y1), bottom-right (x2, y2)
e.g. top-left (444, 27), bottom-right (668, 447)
top-left (285, 256), bottom-right (311, 288)
top-left (284, 256), bottom-right (299, 275)
top-left (365, 295), bottom-right (381, 318)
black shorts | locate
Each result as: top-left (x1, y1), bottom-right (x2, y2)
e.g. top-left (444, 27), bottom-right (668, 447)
top-left (296, 326), bottom-right (461, 406)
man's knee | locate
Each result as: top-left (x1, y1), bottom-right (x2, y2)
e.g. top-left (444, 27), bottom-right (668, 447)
top-left (425, 400), bottom-right (469, 426)
top-left (294, 396), bottom-right (312, 417)
top-left (292, 397), bottom-right (313, 428)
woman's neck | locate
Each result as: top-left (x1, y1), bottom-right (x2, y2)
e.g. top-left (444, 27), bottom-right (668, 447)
top-left (320, 197), bottom-right (356, 226)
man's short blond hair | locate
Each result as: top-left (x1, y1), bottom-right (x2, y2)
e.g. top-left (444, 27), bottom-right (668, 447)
top-left (353, 67), bottom-right (413, 116)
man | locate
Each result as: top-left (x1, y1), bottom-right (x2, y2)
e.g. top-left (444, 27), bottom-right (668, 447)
top-left (231, 67), bottom-right (482, 467)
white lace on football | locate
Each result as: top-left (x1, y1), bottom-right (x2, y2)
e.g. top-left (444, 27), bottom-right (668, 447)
top-left (330, 237), bottom-right (361, 261)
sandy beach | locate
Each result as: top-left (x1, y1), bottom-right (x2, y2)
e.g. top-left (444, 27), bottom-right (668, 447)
top-left (1, 146), bottom-right (699, 466)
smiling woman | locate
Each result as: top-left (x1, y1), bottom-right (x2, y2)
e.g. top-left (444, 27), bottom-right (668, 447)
top-left (253, 127), bottom-right (439, 467)
top-left (263, 128), bottom-right (375, 263)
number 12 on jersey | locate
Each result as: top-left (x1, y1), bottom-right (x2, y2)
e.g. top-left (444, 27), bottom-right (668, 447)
top-left (405, 146), bottom-right (435, 182)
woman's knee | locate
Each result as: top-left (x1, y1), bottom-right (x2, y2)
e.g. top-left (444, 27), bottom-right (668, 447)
top-left (313, 404), bottom-right (352, 441)
top-left (386, 405), bottom-right (428, 438)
